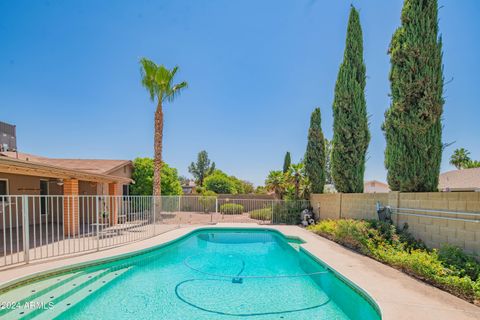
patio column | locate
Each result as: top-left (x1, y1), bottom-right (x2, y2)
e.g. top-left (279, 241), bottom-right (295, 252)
top-left (108, 182), bottom-right (120, 225)
top-left (63, 179), bottom-right (79, 236)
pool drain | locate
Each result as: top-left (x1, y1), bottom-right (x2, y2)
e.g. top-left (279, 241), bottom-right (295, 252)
top-left (232, 277), bottom-right (243, 284)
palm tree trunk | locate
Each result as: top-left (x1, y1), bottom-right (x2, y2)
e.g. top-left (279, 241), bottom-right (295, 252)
top-left (153, 101), bottom-right (163, 196)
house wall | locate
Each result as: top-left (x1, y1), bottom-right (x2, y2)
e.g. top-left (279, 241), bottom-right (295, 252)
top-left (105, 164), bottom-right (132, 195)
top-left (0, 173), bottom-right (62, 196)
top-left (0, 173), bottom-right (64, 229)
top-left (363, 182), bottom-right (390, 193)
top-left (108, 164), bottom-right (132, 179)
top-left (310, 192), bottom-right (480, 255)
top-left (0, 173), bottom-right (104, 230)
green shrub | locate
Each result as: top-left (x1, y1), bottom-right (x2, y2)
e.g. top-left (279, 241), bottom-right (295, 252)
top-left (219, 203), bottom-right (244, 215)
top-left (438, 244), bottom-right (480, 281)
top-left (130, 158), bottom-right (183, 195)
top-left (307, 219), bottom-right (480, 304)
top-left (204, 172), bottom-right (237, 194)
top-left (249, 207), bottom-right (272, 221)
top-left (271, 201), bottom-right (308, 225)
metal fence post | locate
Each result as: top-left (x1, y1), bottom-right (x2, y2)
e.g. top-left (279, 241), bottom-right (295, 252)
top-left (215, 198), bottom-right (218, 213)
top-left (271, 200), bottom-right (274, 225)
top-left (96, 196), bottom-right (100, 251)
top-left (22, 195), bottom-right (30, 264)
top-left (153, 196), bottom-right (156, 236)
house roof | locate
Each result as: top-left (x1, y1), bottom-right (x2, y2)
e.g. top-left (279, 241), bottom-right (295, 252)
top-left (0, 152), bottom-right (132, 184)
top-left (181, 180), bottom-right (196, 188)
top-left (0, 152), bottom-right (130, 174)
top-left (439, 168), bottom-right (480, 191)
top-left (364, 180), bottom-right (389, 188)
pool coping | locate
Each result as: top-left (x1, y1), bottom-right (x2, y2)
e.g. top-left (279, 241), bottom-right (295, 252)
top-left (0, 224), bottom-right (479, 320)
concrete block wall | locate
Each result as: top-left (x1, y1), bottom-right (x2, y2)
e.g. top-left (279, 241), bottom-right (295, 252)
top-left (310, 193), bottom-right (388, 220)
top-left (310, 192), bottom-right (480, 255)
top-left (396, 192), bottom-right (480, 255)
top-left (342, 193), bottom-right (389, 220)
top-left (310, 193), bottom-right (342, 220)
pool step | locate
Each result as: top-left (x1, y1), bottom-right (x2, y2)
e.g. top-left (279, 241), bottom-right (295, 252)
top-left (3, 269), bottom-right (109, 320)
top-left (36, 266), bottom-right (133, 320)
top-left (288, 242), bottom-right (301, 251)
top-left (0, 272), bottom-right (82, 318)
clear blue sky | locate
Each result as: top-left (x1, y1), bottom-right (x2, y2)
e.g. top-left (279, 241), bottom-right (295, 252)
top-left (1, 0), bottom-right (479, 186)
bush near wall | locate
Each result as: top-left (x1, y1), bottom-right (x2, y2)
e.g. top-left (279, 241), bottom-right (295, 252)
top-left (219, 203), bottom-right (244, 215)
top-left (249, 207), bottom-right (272, 221)
top-left (307, 219), bottom-right (480, 305)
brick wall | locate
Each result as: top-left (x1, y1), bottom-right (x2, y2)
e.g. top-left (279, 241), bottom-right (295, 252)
top-left (310, 192), bottom-right (480, 255)
top-left (63, 179), bottom-right (79, 236)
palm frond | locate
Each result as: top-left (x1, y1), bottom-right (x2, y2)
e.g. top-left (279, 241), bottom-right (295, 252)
top-left (139, 58), bottom-right (158, 101)
top-left (155, 66), bottom-right (171, 92)
top-left (165, 81), bottom-right (188, 103)
top-left (140, 59), bottom-right (187, 104)
top-left (165, 66), bottom-right (179, 95)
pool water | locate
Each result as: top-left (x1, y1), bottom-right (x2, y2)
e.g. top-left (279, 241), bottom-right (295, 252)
top-left (0, 229), bottom-right (381, 320)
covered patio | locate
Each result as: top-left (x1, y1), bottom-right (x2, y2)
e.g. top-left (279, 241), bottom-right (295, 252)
top-left (0, 156), bottom-right (135, 266)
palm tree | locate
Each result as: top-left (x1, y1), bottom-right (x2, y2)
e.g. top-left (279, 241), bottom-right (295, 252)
top-left (449, 148), bottom-right (471, 170)
top-left (299, 176), bottom-right (311, 200)
top-left (140, 58), bottom-right (187, 195)
top-left (265, 170), bottom-right (286, 199)
top-left (288, 163), bottom-right (305, 200)
top-left (464, 160), bottom-right (480, 169)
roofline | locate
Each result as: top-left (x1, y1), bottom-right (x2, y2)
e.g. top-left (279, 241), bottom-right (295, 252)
top-left (0, 157), bottom-right (132, 184)
top-left (440, 167), bottom-right (480, 175)
top-left (364, 180), bottom-right (389, 186)
top-left (103, 160), bottom-right (133, 175)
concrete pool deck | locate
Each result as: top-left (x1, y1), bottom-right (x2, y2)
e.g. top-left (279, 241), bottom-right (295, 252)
top-left (0, 224), bottom-right (479, 320)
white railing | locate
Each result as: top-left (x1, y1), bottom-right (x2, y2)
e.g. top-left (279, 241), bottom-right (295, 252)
top-left (0, 195), bottom-right (309, 268)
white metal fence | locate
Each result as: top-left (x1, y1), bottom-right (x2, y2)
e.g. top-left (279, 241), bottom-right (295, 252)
top-left (0, 195), bottom-right (309, 267)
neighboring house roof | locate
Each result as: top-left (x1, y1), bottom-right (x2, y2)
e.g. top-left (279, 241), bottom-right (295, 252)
top-left (439, 168), bottom-right (480, 192)
top-left (364, 180), bottom-right (390, 193)
top-left (0, 152), bottom-right (132, 184)
top-left (182, 180), bottom-right (196, 188)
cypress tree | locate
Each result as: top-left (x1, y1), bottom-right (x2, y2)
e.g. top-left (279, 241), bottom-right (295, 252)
top-left (305, 108), bottom-right (326, 193)
top-left (283, 152), bottom-right (291, 173)
top-left (383, 0), bottom-right (444, 192)
top-left (331, 6), bottom-right (370, 193)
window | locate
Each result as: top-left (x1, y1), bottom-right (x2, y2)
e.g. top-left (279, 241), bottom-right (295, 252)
top-left (123, 184), bottom-right (129, 196)
top-left (0, 179), bottom-right (8, 202)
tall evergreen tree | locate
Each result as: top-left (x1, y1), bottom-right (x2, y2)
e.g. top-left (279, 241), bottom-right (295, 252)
top-left (331, 6), bottom-right (370, 193)
top-left (305, 108), bottom-right (326, 193)
top-left (283, 152), bottom-right (291, 173)
top-left (324, 139), bottom-right (333, 185)
top-left (383, 0), bottom-right (444, 192)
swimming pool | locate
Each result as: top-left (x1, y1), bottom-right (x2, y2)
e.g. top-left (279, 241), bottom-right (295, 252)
top-left (0, 228), bottom-right (381, 319)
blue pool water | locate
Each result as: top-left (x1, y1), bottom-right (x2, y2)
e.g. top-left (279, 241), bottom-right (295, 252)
top-left (0, 229), bottom-right (381, 319)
